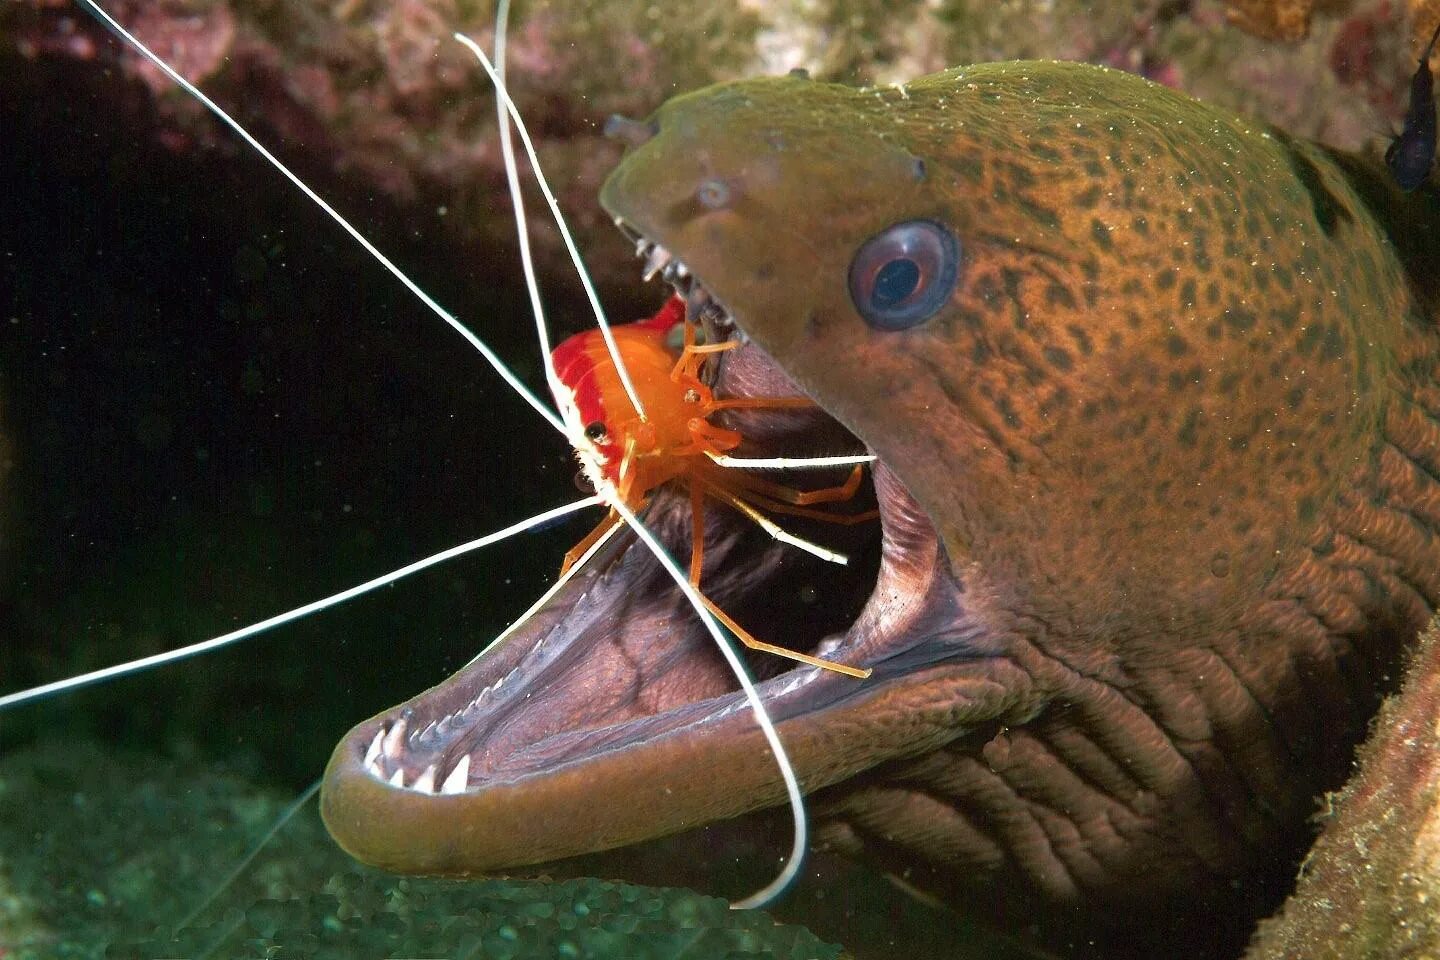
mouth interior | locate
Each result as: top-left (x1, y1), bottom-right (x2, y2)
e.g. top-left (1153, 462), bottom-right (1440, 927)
top-left (351, 226), bottom-right (933, 802)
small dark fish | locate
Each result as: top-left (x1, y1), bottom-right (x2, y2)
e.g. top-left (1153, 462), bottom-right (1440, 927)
top-left (1386, 21), bottom-right (1440, 191)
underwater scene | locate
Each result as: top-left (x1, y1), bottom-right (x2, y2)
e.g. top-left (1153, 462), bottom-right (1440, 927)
top-left (4, 0), bottom-right (1440, 957)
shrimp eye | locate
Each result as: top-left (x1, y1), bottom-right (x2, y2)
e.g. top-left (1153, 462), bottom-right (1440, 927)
top-left (584, 421), bottom-right (608, 443)
top-left (848, 219), bottom-right (960, 330)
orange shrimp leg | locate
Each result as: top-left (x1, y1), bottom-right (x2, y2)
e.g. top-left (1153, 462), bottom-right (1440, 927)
top-left (560, 510), bottom-right (623, 576)
top-left (697, 594), bottom-right (872, 679)
top-left (689, 481), bottom-right (706, 587)
top-left (707, 396), bottom-right (815, 412)
top-left (699, 482), bottom-right (854, 565)
top-left (718, 463), bottom-right (867, 507)
top-left (696, 463), bottom-right (880, 526)
top-left (686, 477), bottom-right (869, 678)
top-left (727, 491), bottom-right (880, 527)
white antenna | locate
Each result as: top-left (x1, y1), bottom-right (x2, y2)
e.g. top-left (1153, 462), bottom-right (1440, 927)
top-left (0, 495), bottom-right (601, 710)
top-left (460, 21), bottom-right (808, 908)
top-left (488, 0), bottom-right (649, 424)
top-left (70, 0), bottom-right (566, 436)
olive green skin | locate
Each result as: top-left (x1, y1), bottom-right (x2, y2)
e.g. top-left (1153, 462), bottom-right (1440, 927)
top-left (600, 61), bottom-right (1440, 934)
top-left (325, 62), bottom-right (1440, 953)
top-left (603, 62), bottom-right (1423, 652)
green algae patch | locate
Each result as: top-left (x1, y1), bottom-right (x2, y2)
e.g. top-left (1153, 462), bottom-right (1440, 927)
top-left (0, 740), bottom-right (843, 959)
top-left (125, 875), bottom-right (842, 960)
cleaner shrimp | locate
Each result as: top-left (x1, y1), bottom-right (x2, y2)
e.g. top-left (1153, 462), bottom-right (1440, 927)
top-left (0, 0), bottom-right (881, 942)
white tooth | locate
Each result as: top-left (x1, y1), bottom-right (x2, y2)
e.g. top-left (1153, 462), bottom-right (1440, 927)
top-left (363, 729), bottom-right (384, 767)
top-left (388, 768), bottom-right (406, 788)
top-left (441, 754), bottom-right (471, 795)
top-left (675, 262), bottom-right (689, 278)
top-left (643, 247), bottom-right (673, 281)
top-left (382, 716), bottom-right (408, 759)
top-left (413, 764), bottom-right (437, 793)
top-left (634, 238), bottom-right (651, 257)
top-left (419, 719), bottom-right (437, 740)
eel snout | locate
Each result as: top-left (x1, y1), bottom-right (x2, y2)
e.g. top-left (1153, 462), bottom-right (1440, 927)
top-left (320, 339), bottom-right (1024, 878)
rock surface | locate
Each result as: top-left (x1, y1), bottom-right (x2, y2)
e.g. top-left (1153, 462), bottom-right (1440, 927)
top-left (1246, 615), bottom-right (1440, 959)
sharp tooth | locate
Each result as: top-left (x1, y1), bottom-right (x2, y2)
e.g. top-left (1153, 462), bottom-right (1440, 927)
top-left (642, 246), bottom-right (672, 281)
top-left (388, 768), bottom-right (406, 788)
top-left (413, 764), bottom-right (437, 793)
top-left (365, 752), bottom-right (384, 777)
top-left (634, 238), bottom-right (652, 257)
top-left (440, 754), bottom-right (471, 795)
top-left (685, 285), bottom-right (711, 323)
top-left (675, 261), bottom-right (689, 279)
top-left (382, 714), bottom-right (409, 759)
top-left (363, 729), bottom-right (384, 767)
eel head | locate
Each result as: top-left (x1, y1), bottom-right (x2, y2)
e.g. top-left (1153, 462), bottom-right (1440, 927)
top-left (323, 63), bottom-right (1436, 944)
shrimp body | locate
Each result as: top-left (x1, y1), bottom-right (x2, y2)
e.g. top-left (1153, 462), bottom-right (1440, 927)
top-left (551, 295), bottom-right (718, 502)
top-left (553, 294), bottom-right (806, 509)
top-left (551, 293), bottom-right (873, 678)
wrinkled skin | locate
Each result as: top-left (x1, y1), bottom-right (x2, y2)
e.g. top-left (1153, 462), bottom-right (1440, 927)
top-left (321, 63), bottom-right (1440, 956)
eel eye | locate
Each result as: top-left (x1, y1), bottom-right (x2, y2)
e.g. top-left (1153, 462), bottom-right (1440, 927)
top-left (584, 421), bottom-right (608, 443)
top-left (847, 219), bottom-right (960, 330)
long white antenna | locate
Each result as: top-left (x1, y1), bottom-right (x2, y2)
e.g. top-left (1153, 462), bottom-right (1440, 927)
top-left (0, 495), bottom-right (601, 710)
top-left (71, 0), bottom-right (566, 436)
top-left (485, 2), bottom-right (649, 424)
top-left (461, 26), bottom-right (808, 908)
top-left (176, 779), bottom-right (323, 934)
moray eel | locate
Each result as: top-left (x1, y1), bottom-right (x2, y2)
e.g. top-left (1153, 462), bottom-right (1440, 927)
top-left (321, 62), bottom-right (1440, 952)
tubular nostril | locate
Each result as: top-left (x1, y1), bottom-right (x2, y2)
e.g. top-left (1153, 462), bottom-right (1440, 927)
top-left (696, 178), bottom-right (733, 210)
top-left (603, 114), bottom-right (658, 147)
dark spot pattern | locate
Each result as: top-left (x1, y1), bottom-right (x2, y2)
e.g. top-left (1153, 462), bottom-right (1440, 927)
top-left (578, 63), bottom-right (1440, 959)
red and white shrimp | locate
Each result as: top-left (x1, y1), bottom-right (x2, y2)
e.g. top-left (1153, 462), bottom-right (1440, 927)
top-left (549, 293), bottom-right (874, 677)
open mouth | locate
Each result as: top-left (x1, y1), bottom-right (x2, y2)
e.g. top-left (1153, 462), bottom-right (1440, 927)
top-left (320, 222), bottom-right (971, 876)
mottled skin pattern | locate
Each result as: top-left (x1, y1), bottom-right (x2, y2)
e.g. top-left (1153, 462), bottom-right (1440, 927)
top-left (323, 62), bottom-right (1440, 955)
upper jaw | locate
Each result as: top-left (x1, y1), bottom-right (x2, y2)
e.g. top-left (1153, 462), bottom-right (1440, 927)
top-left (615, 215), bottom-right (746, 347)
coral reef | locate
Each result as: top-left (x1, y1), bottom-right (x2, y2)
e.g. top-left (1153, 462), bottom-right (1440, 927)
top-left (0, 0), bottom-right (1426, 298)
top-left (1225, 0), bottom-right (1324, 40)
top-left (0, 0), bottom-right (768, 312)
